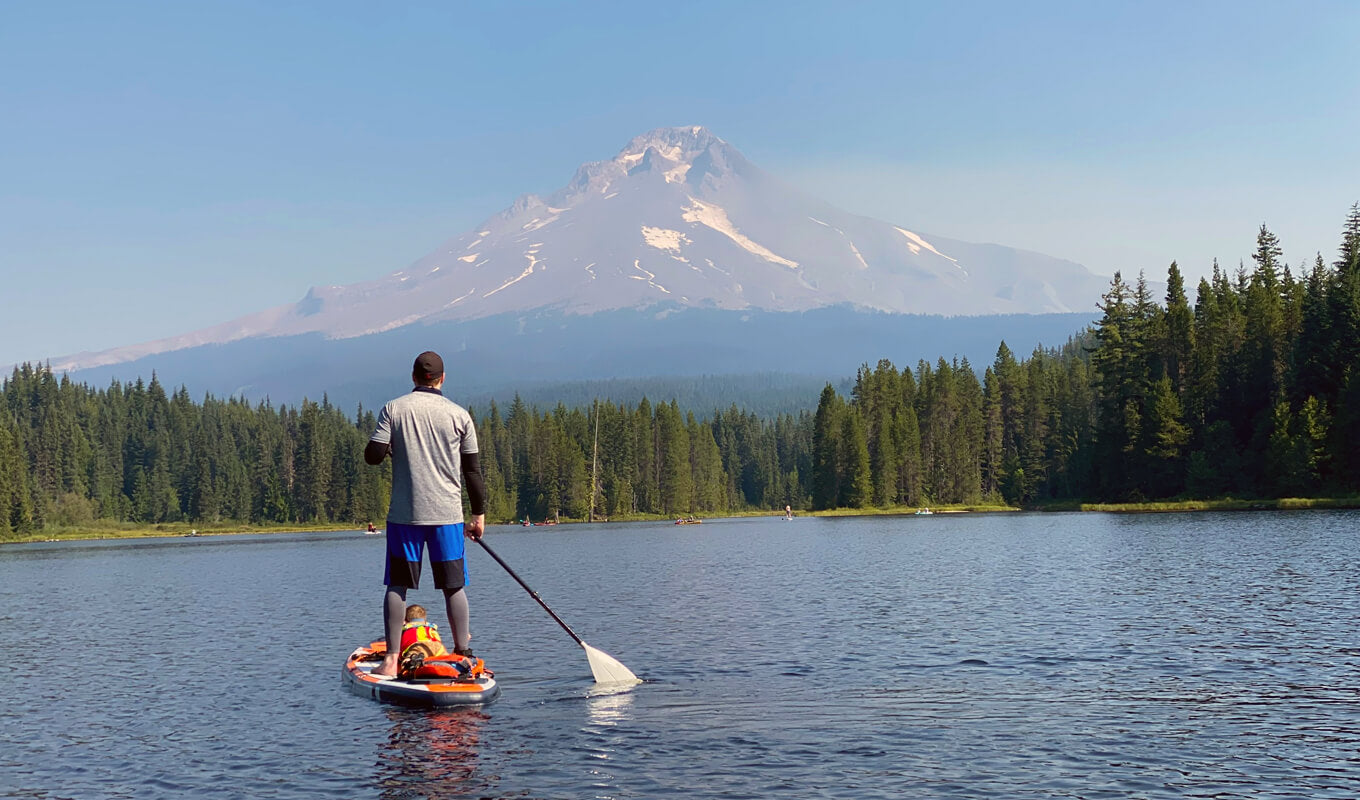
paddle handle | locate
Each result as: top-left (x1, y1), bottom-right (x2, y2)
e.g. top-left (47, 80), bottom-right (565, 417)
top-left (475, 538), bottom-right (585, 647)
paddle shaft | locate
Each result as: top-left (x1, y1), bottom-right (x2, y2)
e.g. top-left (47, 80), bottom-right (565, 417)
top-left (475, 538), bottom-right (585, 647)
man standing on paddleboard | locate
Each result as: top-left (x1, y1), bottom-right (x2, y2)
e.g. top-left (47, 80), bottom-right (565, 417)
top-left (364, 351), bottom-right (487, 678)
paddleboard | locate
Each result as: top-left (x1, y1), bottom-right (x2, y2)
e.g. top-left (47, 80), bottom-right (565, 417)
top-left (343, 641), bottom-right (500, 707)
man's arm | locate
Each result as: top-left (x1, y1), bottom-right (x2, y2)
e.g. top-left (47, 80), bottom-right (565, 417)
top-left (364, 440), bottom-right (389, 465)
top-left (461, 451), bottom-right (486, 539)
top-left (367, 405), bottom-right (393, 465)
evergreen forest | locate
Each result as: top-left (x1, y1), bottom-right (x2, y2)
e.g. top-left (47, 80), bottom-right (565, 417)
top-left (2, 208), bottom-right (1358, 537)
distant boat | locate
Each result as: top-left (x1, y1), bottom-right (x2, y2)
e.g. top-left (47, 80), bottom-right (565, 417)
top-left (914, 508), bottom-right (933, 516)
top-left (675, 517), bottom-right (702, 525)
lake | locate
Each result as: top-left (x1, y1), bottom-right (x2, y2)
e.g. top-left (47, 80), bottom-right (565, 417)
top-left (2, 511), bottom-right (1358, 799)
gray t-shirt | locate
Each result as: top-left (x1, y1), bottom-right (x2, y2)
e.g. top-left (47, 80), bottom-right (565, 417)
top-left (369, 388), bottom-right (479, 525)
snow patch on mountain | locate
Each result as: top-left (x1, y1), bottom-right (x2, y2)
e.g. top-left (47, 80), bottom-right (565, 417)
top-left (522, 215), bottom-right (560, 232)
top-left (664, 163), bottom-right (691, 184)
top-left (631, 259), bottom-right (672, 294)
top-left (642, 226), bottom-right (690, 252)
top-left (484, 255), bottom-right (538, 298)
top-left (896, 227), bottom-right (958, 264)
top-left (847, 241), bottom-right (869, 270)
top-left (444, 288), bottom-right (476, 308)
top-left (682, 198), bottom-right (798, 269)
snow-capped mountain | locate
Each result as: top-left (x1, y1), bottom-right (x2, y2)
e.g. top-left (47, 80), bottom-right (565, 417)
top-left (52, 126), bottom-right (1107, 372)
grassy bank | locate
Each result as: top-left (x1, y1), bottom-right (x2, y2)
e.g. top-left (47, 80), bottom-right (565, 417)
top-left (805, 503), bottom-right (1019, 517)
top-left (1069, 497), bottom-right (1360, 513)
top-left (1, 520), bottom-right (362, 544)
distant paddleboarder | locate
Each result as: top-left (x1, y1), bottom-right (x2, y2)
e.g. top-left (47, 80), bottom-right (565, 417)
top-left (365, 351), bottom-right (487, 678)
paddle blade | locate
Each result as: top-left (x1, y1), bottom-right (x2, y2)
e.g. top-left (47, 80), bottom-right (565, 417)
top-left (583, 642), bottom-right (640, 684)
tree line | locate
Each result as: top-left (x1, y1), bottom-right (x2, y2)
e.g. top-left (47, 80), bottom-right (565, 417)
top-left (2, 206), bottom-right (1357, 535)
top-left (0, 368), bottom-right (812, 535)
top-left (807, 206), bottom-right (1360, 506)
top-left (0, 370), bottom-right (392, 534)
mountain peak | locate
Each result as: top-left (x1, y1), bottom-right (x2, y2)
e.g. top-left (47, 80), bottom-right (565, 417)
top-left (616, 126), bottom-right (722, 165)
top-left (560, 126), bottom-right (742, 200)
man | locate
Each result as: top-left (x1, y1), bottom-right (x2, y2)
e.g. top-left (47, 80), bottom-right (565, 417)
top-left (365, 351), bottom-right (486, 678)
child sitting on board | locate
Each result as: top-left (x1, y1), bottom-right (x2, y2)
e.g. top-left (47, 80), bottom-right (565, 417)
top-left (395, 604), bottom-right (482, 679)
top-left (400, 604), bottom-right (449, 663)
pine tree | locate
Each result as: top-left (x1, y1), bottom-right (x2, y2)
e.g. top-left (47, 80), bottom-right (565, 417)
top-left (1092, 272), bottom-right (1143, 498)
top-left (1143, 376), bottom-right (1190, 497)
top-left (1162, 262), bottom-right (1195, 394)
top-left (1264, 401), bottom-right (1306, 497)
top-left (838, 408), bottom-right (872, 508)
top-left (894, 402), bottom-right (923, 506)
top-left (1245, 226), bottom-right (1289, 410)
top-left (810, 384), bottom-right (843, 510)
top-left (689, 415), bottom-right (727, 512)
top-left (1292, 255), bottom-right (1334, 406)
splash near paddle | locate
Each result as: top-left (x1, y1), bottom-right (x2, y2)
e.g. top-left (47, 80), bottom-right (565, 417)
top-left (343, 641), bottom-right (500, 707)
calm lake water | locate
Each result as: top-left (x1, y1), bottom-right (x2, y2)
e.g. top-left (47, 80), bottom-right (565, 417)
top-left (2, 511), bottom-right (1358, 799)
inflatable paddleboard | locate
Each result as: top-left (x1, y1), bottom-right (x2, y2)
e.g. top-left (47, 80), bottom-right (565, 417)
top-left (343, 641), bottom-right (500, 707)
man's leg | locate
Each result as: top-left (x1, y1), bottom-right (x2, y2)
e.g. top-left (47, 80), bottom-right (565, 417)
top-left (429, 522), bottom-right (470, 654)
top-left (444, 586), bottom-right (471, 653)
top-left (378, 522), bottom-right (425, 677)
top-left (375, 585), bottom-right (408, 677)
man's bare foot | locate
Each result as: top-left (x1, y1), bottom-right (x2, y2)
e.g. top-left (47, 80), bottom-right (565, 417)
top-left (372, 654), bottom-right (399, 677)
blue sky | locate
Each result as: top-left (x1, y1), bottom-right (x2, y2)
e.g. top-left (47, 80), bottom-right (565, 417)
top-left (3, 1), bottom-right (1357, 366)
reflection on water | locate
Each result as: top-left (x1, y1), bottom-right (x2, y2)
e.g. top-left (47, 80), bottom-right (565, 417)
top-left (376, 709), bottom-right (490, 800)
top-left (587, 688), bottom-right (636, 727)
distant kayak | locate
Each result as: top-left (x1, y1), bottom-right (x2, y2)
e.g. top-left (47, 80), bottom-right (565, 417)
top-left (343, 641), bottom-right (500, 708)
top-left (675, 517), bottom-right (702, 525)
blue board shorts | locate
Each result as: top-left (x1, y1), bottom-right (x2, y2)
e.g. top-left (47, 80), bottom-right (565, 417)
top-left (384, 522), bottom-right (468, 590)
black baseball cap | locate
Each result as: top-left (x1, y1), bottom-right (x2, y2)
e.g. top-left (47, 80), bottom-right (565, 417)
top-left (413, 351), bottom-right (444, 381)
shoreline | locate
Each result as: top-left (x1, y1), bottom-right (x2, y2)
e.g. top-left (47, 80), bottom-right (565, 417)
top-left (1045, 497), bottom-right (1360, 513)
top-left (7, 496), bottom-right (1358, 544)
top-left (1, 521), bottom-right (363, 545)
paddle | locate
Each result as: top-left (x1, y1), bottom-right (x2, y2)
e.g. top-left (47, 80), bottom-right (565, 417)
top-left (474, 537), bottom-right (640, 684)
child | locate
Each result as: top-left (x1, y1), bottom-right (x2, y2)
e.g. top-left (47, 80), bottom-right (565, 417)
top-left (400, 604), bottom-right (449, 662)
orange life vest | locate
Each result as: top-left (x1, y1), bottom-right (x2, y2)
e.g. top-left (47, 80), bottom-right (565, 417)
top-left (407, 653), bottom-right (486, 681)
top-left (400, 620), bottom-right (447, 658)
